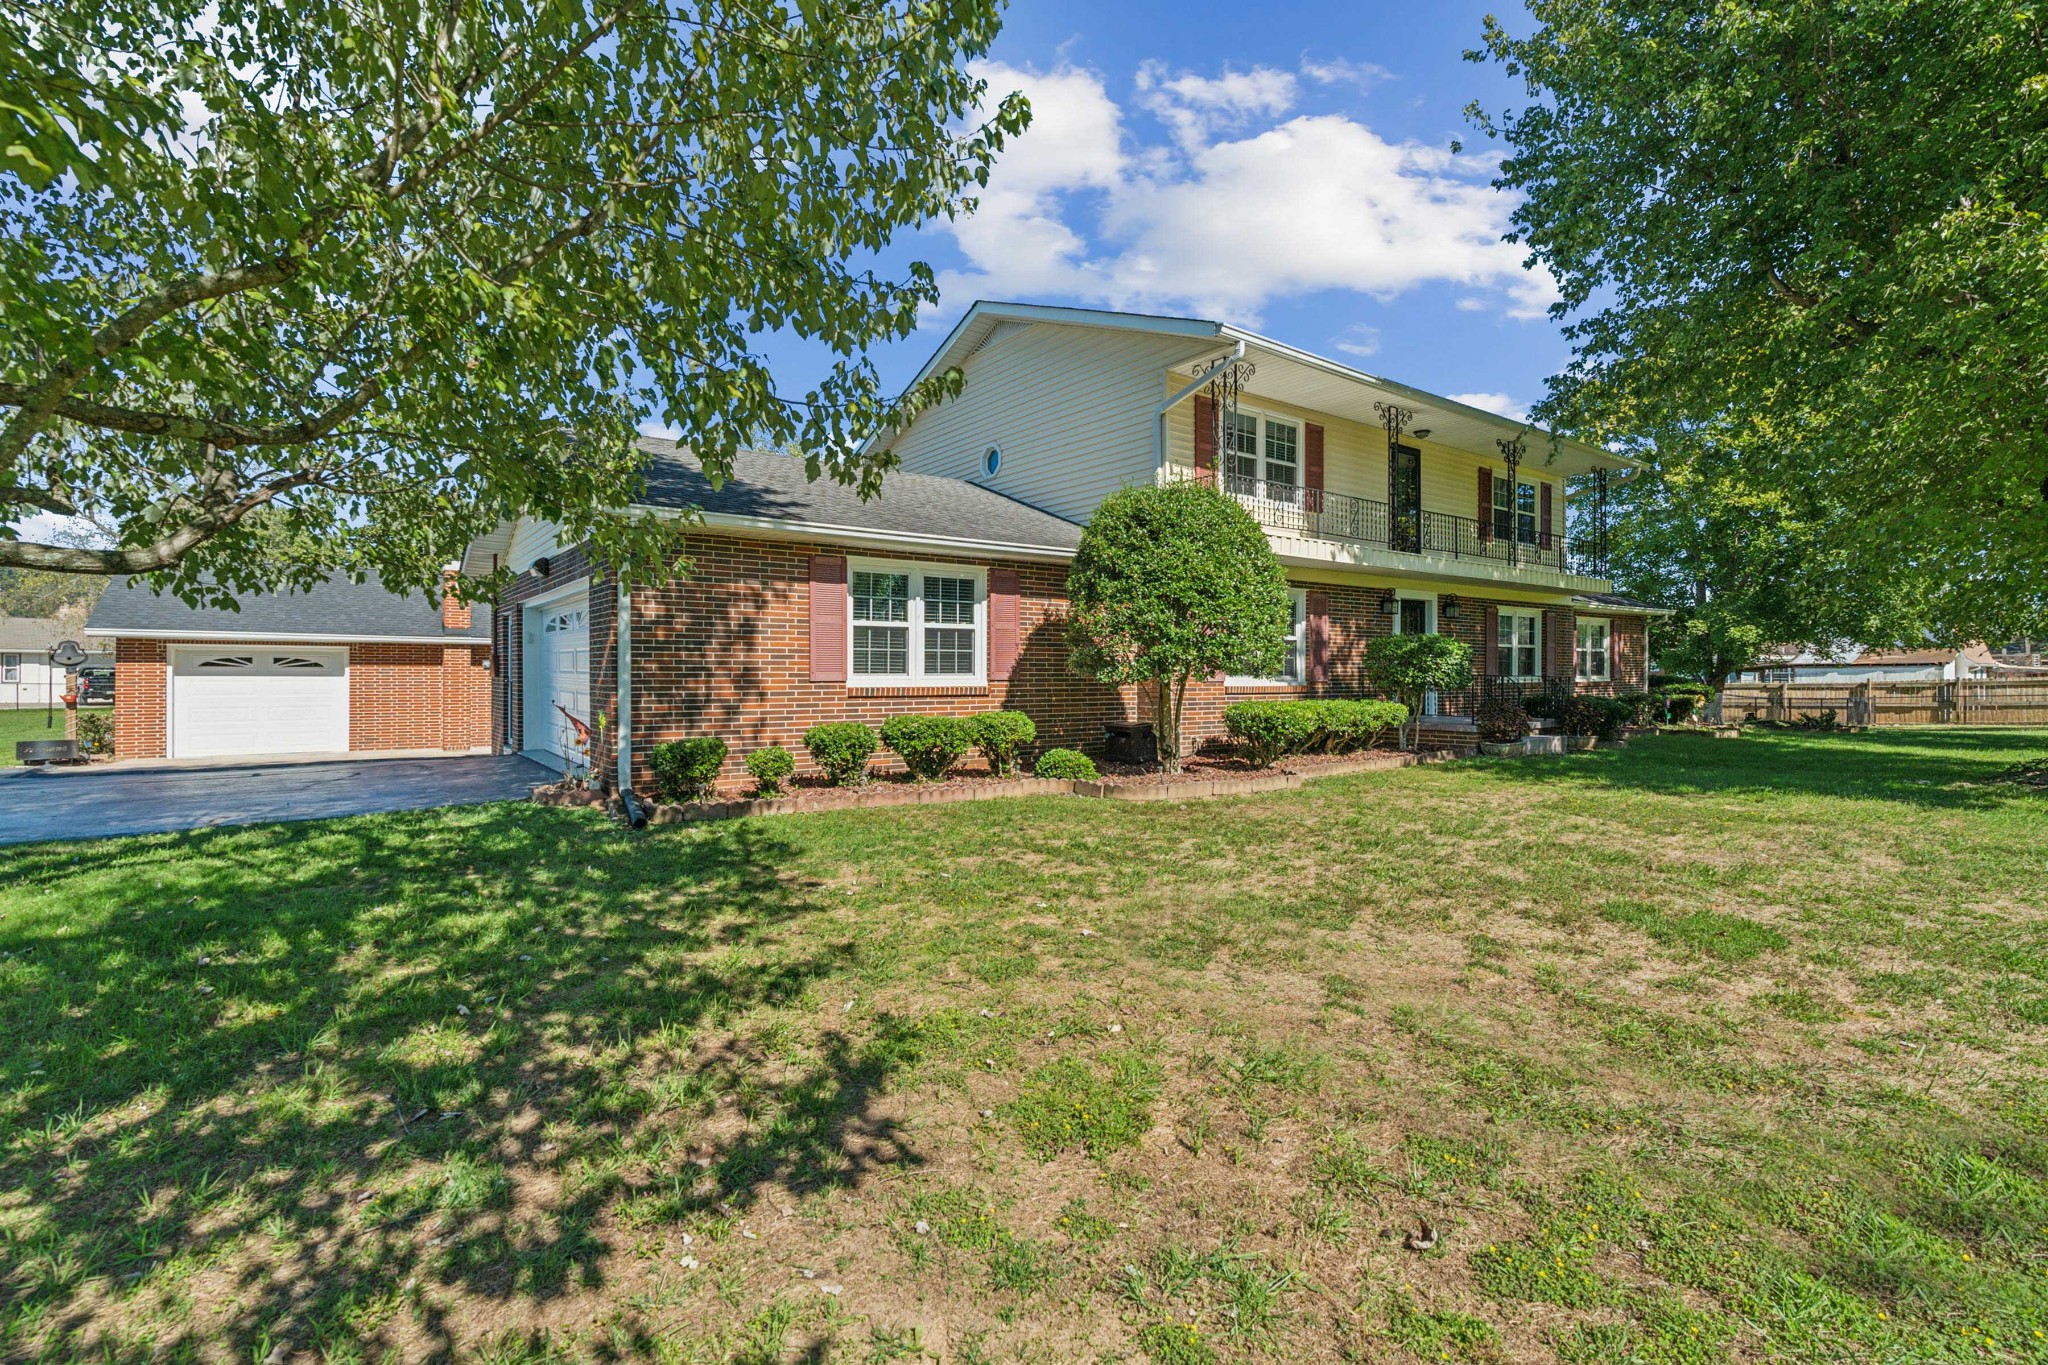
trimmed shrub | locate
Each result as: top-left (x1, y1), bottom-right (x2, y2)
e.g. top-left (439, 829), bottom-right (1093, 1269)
top-left (1361, 634), bottom-right (1475, 749)
top-left (75, 710), bottom-right (113, 756)
top-left (1032, 748), bottom-right (1098, 780)
top-left (1557, 695), bottom-right (1609, 738)
top-left (969, 710), bottom-right (1037, 777)
top-left (1224, 700), bottom-right (1321, 768)
top-left (745, 745), bottom-right (795, 797)
top-left (803, 722), bottom-right (878, 787)
top-left (1651, 682), bottom-right (1712, 723)
top-left (1314, 699), bottom-right (1407, 751)
top-left (649, 736), bottom-right (727, 802)
top-left (880, 714), bottom-right (975, 782)
top-left (1522, 690), bottom-right (1561, 720)
top-left (1476, 694), bottom-right (1530, 745)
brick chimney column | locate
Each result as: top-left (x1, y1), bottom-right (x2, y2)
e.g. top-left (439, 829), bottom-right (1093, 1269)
top-left (441, 569), bottom-right (472, 631)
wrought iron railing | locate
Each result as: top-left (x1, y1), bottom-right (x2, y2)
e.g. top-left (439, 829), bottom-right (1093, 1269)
top-left (1204, 470), bottom-right (1605, 578)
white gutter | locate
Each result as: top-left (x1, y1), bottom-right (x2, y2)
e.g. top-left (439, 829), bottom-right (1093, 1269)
top-left (1155, 340), bottom-right (1246, 472)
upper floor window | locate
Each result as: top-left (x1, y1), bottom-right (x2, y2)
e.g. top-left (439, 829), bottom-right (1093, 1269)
top-left (1576, 617), bottom-right (1612, 682)
top-left (850, 560), bottom-right (986, 685)
top-left (1228, 588), bottom-right (1309, 687)
top-left (1491, 476), bottom-right (1541, 544)
top-left (1497, 611), bottom-right (1541, 680)
top-left (1223, 410), bottom-right (1300, 495)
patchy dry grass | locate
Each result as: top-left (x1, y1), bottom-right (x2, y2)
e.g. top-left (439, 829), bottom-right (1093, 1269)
top-left (3, 728), bottom-right (2047, 1362)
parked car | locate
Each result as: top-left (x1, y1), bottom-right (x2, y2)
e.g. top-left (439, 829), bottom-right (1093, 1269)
top-left (76, 665), bottom-right (115, 705)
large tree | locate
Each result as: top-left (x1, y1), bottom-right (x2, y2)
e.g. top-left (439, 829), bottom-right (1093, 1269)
top-left (0, 0), bottom-right (1025, 602)
top-left (1471, 0), bottom-right (2048, 643)
top-left (1065, 481), bottom-right (1292, 772)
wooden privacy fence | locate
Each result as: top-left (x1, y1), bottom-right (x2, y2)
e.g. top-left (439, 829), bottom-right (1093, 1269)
top-left (1716, 680), bottom-right (2048, 727)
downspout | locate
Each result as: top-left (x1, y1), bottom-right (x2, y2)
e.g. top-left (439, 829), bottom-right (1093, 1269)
top-left (614, 571), bottom-right (647, 828)
top-left (1154, 340), bottom-right (1246, 474)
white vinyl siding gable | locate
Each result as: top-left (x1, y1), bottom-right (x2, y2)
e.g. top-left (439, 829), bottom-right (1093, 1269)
top-left (505, 518), bottom-right (565, 574)
top-left (886, 323), bottom-right (1220, 524)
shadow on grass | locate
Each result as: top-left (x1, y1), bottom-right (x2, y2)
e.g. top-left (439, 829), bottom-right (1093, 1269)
top-left (0, 803), bottom-right (917, 1363)
top-left (1459, 726), bottom-right (2048, 811)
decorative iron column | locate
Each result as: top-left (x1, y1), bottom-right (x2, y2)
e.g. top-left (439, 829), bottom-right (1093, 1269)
top-left (1592, 467), bottom-right (1610, 576)
top-left (1374, 401), bottom-right (1412, 550)
top-left (1205, 359), bottom-right (1255, 489)
top-left (1495, 435), bottom-right (1524, 568)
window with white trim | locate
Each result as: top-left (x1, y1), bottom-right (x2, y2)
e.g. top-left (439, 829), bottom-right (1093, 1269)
top-left (849, 560), bottom-right (986, 685)
top-left (1497, 610), bottom-right (1541, 680)
top-left (1575, 617), bottom-right (1612, 682)
top-left (1222, 409), bottom-right (1300, 499)
top-left (1229, 588), bottom-right (1309, 687)
top-left (1, 654), bottom-right (17, 683)
top-left (1491, 477), bottom-right (1541, 545)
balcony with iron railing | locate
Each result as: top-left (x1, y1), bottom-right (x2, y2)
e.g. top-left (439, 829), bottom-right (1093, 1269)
top-left (1191, 470), bottom-right (1611, 580)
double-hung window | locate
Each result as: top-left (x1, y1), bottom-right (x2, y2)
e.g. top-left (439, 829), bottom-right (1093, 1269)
top-left (0, 654), bottom-right (17, 683)
top-left (849, 561), bottom-right (986, 685)
top-left (1491, 476), bottom-right (1540, 544)
top-left (1575, 617), bottom-right (1611, 682)
top-left (1496, 611), bottom-right (1541, 680)
top-left (1221, 410), bottom-right (1300, 502)
top-left (1228, 588), bottom-right (1309, 687)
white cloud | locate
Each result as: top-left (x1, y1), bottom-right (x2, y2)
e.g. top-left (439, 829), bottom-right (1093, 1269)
top-left (1331, 325), bottom-right (1380, 359)
top-left (1300, 56), bottom-right (1395, 92)
top-left (937, 60), bottom-right (1558, 327)
top-left (1446, 392), bottom-right (1529, 422)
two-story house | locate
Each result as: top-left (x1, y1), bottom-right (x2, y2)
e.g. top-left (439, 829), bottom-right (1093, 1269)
top-left (466, 302), bottom-right (1660, 790)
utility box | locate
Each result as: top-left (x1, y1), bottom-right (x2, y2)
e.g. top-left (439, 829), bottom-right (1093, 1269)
top-left (1101, 722), bottom-right (1157, 767)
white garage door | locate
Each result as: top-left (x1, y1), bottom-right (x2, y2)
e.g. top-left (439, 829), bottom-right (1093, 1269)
top-left (171, 648), bottom-right (350, 758)
top-left (525, 595), bottom-right (591, 765)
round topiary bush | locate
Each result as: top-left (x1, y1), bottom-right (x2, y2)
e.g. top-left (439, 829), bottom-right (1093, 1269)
top-left (649, 736), bottom-right (727, 802)
top-left (880, 714), bottom-right (974, 781)
top-left (803, 721), bottom-right (878, 787)
top-left (745, 745), bottom-right (795, 797)
top-left (1475, 694), bottom-right (1531, 745)
top-left (969, 710), bottom-right (1037, 776)
top-left (1032, 747), bottom-right (1098, 781)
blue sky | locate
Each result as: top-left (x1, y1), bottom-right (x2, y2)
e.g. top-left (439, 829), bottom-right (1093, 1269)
top-left (762, 0), bottom-right (1566, 426)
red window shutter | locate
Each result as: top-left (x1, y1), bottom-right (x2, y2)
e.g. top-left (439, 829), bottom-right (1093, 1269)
top-left (1193, 393), bottom-right (1216, 484)
top-left (1540, 482), bottom-right (1554, 550)
top-left (1543, 608), bottom-right (1562, 679)
top-left (989, 569), bottom-right (1020, 681)
top-left (1478, 468), bottom-right (1494, 542)
top-left (1305, 424), bottom-right (1325, 511)
top-left (808, 555), bottom-right (847, 682)
top-left (1306, 590), bottom-right (1330, 687)
top-left (1483, 605), bottom-right (1499, 676)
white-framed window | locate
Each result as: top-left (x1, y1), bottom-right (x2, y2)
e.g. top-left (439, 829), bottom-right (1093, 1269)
top-left (1222, 409), bottom-right (1301, 496)
top-left (1576, 617), bottom-right (1612, 682)
top-left (1229, 588), bottom-right (1309, 687)
top-left (1497, 610), bottom-right (1541, 680)
top-left (1, 653), bottom-right (17, 683)
top-left (1491, 477), bottom-right (1541, 544)
top-left (849, 559), bottom-right (987, 686)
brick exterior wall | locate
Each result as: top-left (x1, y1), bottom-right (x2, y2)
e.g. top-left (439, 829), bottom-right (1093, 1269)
top-left (107, 635), bottom-right (490, 760)
top-left (488, 531), bottom-right (1654, 792)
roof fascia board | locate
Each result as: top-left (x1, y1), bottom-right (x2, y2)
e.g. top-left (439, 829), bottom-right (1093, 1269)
top-left (633, 504), bottom-right (1079, 562)
top-left (85, 629), bottom-right (489, 645)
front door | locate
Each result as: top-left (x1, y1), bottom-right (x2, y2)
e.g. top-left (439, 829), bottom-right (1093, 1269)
top-left (1389, 445), bottom-right (1421, 552)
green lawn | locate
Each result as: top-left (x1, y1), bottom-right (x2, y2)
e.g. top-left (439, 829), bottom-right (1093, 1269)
top-left (4, 730), bottom-right (2047, 1364)
top-left (0, 705), bottom-right (69, 765)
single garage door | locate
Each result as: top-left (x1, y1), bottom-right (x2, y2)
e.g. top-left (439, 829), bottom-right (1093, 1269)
top-left (525, 595), bottom-right (591, 765)
top-left (171, 648), bottom-right (350, 758)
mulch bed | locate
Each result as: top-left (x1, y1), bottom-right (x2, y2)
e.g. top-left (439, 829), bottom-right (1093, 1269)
top-left (1988, 758), bottom-right (2048, 791)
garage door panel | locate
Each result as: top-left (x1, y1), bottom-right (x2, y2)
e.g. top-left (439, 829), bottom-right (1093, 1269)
top-left (172, 649), bottom-right (349, 758)
top-left (524, 596), bottom-right (591, 765)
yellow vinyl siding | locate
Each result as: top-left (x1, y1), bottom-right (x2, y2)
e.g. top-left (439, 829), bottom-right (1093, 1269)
top-left (887, 324), bottom-right (1218, 524)
top-left (1161, 377), bottom-right (1568, 535)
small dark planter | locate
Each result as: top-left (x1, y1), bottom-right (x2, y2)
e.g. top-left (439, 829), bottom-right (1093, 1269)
top-left (16, 739), bottom-right (78, 765)
top-left (1102, 721), bottom-right (1157, 767)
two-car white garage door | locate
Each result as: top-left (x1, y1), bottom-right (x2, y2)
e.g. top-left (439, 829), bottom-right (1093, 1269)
top-left (169, 647), bottom-right (350, 758)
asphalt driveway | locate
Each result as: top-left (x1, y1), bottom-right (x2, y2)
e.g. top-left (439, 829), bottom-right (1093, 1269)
top-left (0, 754), bottom-right (557, 845)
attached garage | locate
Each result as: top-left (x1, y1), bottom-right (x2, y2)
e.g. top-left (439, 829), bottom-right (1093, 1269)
top-left (169, 647), bottom-right (350, 758)
top-left (85, 570), bottom-right (494, 763)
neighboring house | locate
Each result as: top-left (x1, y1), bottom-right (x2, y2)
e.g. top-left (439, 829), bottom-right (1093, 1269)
top-left (1983, 638), bottom-right (2048, 674)
top-left (84, 572), bottom-right (492, 760)
top-left (466, 301), bottom-right (1662, 790)
top-left (0, 617), bottom-right (65, 708)
top-left (1733, 642), bottom-right (1997, 684)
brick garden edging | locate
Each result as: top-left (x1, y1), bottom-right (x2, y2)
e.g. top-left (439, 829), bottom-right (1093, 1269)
top-left (536, 746), bottom-right (1451, 826)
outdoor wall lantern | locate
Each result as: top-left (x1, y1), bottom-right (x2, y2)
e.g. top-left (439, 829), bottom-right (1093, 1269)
top-left (1440, 596), bottom-right (1461, 621)
top-left (1381, 590), bottom-right (1400, 614)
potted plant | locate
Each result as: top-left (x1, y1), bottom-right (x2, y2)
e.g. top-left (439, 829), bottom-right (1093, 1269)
top-left (1475, 694), bottom-right (1532, 756)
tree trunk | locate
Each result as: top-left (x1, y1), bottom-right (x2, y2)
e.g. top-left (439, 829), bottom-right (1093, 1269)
top-left (1154, 675), bottom-right (1184, 773)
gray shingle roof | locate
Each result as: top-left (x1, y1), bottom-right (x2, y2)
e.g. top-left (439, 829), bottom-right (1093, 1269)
top-left (1571, 590), bottom-right (1673, 615)
top-left (86, 571), bottom-right (492, 641)
top-left (634, 439), bottom-right (1084, 551)
top-left (0, 616), bottom-right (67, 651)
